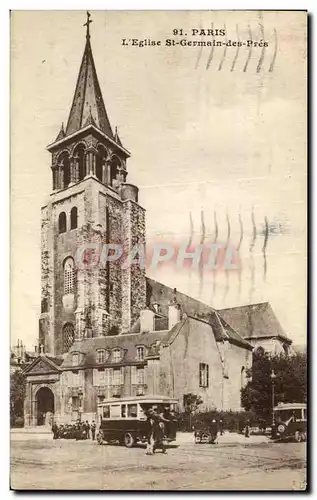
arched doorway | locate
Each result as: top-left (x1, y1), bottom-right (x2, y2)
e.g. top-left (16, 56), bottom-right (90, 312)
top-left (36, 387), bottom-right (55, 426)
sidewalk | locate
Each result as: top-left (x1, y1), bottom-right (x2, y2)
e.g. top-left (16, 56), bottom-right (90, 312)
top-left (176, 431), bottom-right (270, 445)
top-left (11, 428), bottom-right (270, 445)
top-left (11, 426), bottom-right (51, 434)
top-left (11, 426), bottom-right (52, 440)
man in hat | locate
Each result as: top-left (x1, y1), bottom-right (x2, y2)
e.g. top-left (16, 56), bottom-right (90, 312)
top-left (145, 406), bottom-right (170, 455)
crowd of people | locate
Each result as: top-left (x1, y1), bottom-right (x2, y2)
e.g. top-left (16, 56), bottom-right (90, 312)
top-left (50, 404), bottom-right (177, 455)
top-left (52, 420), bottom-right (96, 440)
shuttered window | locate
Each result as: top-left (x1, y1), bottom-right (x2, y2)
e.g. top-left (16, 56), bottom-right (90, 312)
top-left (199, 363), bottom-right (209, 388)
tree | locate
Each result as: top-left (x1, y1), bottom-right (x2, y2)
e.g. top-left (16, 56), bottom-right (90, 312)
top-left (241, 350), bottom-right (307, 423)
top-left (10, 370), bottom-right (26, 426)
top-left (183, 393), bottom-right (203, 414)
top-left (183, 393), bottom-right (203, 431)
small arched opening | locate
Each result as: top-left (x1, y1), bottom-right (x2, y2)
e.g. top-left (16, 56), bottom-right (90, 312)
top-left (58, 212), bottom-right (67, 234)
top-left (70, 206), bottom-right (78, 230)
top-left (36, 387), bottom-right (55, 426)
top-left (59, 152), bottom-right (70, 188)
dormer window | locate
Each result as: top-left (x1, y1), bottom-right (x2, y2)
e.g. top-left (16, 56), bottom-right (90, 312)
top-left (112, 349), bottom-right (121, 363)
top-left (136, 346), bottom-right (145, 361)
top-left (72, 353), bottom-right (79, 366)
top-left (97, 349), bottom-right (106, 364)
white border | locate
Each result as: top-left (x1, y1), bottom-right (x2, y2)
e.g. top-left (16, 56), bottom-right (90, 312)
top-left (3, 2), bottom-right (314, 499)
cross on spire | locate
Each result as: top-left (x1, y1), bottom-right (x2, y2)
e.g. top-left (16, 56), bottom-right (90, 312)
top-left (83, 11), bottom-right (93, 39)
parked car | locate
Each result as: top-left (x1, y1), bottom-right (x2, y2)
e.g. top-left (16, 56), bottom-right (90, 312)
top-left (96, 395), bottom-right (178, 448)
top-left (271, 402), bottom-right (307, 442)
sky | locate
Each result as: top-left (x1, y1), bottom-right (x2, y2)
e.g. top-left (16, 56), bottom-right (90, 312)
top-left (11, 10), bottom-right (307, 349)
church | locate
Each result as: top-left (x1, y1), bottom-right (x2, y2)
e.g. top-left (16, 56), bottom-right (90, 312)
top-left (23, 14), bottom-right (291, 426)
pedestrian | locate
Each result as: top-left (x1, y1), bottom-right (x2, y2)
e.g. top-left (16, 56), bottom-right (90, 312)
top-left (153, 406), bottom-right (170, 454)
top-left (145, 407), bottom-right (156, 455)
top-left (52, 420), bottom-right (59, 440)
top-left (219, 419), bottom-right (224, 436)
top-left (245, 420), bottom-right (250, 438)
top-left (85, 420), bottom-right (90, 439)
top-left (210, 419), bottom-right (218, 444)
top-left (91, 420), bottom-right (96, 440)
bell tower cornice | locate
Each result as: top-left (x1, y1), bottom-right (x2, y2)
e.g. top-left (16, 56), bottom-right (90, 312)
top-left (47, 123), bottom-right (130, 158)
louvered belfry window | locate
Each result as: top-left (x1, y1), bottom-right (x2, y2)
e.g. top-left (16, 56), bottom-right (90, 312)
top-left (63, 323), bottom-right (75, 353)
top-left (64, 257), bottom-right (74, 295)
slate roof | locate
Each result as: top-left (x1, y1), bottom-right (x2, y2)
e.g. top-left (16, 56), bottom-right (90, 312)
top-left (64, 33), bottom-right (114, 139)
top-left (46, 356), bottom-right (64, 367)
top-left (218, 302), bottom-right (291, 344)
top-left (147, 278), bottom-right (252, 349)
top-left (61, 331), bottom-right (170, 369)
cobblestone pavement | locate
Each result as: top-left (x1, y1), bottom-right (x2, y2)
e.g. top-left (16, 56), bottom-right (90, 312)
top-left (10, 434), bottom-right (307, 491)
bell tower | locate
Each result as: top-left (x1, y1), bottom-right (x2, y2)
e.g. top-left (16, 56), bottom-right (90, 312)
top-left (39, 12), bottom-right (146, 356)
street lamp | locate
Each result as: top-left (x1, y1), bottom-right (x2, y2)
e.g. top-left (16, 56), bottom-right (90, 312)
top-left (270, 370), bottom-right (277, 426)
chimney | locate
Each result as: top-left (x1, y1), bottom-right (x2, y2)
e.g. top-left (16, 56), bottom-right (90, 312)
top-left (34, 345), bottom-right (38, 354)
top-left (168, 303), bottom-right (181, 330)
top-left (140, 308), bottom-right (155, 333)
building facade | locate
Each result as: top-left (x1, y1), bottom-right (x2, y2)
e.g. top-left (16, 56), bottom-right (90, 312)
top-left (23, 16), bottom-right (292, 427)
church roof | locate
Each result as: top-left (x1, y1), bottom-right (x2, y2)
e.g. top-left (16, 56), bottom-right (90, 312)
top-left (65, 30), bottom-right (114, 139)
top-left (218, 302), bottom-right (292, 344)
top-left (146, 277), bottom-right (252, 349)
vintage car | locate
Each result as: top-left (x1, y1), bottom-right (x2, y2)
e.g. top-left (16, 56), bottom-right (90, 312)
top-left (193, 420), bottom-right (218, 444)
top-left (271, 402), bottom-right (307, 442)
top-left (96, 395), bottom-right (178, 447)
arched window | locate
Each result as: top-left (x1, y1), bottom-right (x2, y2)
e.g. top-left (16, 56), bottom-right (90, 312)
top-left (64, 257), bottom-right (74, 295)
top-left (59, 152), bottom-right (70, 188)
top-left (97, 349), bottom-right (106, 364)
top-left (74, 144), bottom-right (86, 182)
top-left (58, 212), bottom-right (66, 234)
top-left (96, 145), bottom-right (106, 182)
top-left (112, 349), bottom-right (121, 363)
top-left (72, 353), bottom-right (79, 366)
top-left (63, 323), bottom-right (75, 353)
top-left (136, 346), bottom-right (145, 361)
top-left (110, 155), bottom-right (121, 187)
top-left (70, 207), bottom-right (78, 230)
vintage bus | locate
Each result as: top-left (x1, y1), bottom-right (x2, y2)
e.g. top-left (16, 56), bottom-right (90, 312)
top-left (96, 395), bottom-right (179, 447)
top-left (271, 402), bottom-right (307, 442)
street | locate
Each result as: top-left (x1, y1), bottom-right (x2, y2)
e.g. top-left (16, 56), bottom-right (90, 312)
top-left (10, 431), bottom-right (307, 491)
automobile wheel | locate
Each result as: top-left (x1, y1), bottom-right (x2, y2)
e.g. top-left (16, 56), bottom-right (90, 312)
top-left (124, 432), bottom-right (135, 448)
top-left (277, 424), bottom-right (286, 434)
top-left (301, 432), bottom-right (307, 442)
top-left (195, 436), bottom-right (201, 444)
top-left (97, 431), bottom-right (104, 445)
top-left (294, 430), bottom-right (301, 442)
top-left (201, 433), bottom-right (209, 443)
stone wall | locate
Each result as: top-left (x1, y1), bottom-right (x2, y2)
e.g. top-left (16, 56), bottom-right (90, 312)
top-left (121, 200), bottom-right (146, 332)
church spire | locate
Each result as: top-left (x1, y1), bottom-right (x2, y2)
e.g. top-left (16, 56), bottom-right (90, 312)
top-left (65, 11), bottom-right (114, 139)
